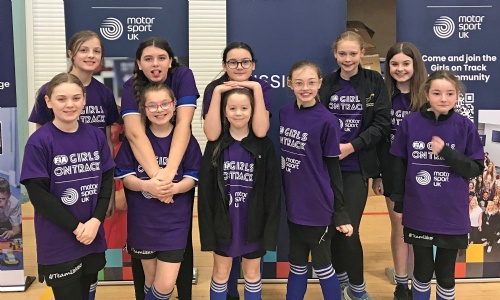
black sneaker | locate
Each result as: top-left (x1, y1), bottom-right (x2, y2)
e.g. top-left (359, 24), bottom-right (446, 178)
top-left (394, 284), bottom-right (412, 300)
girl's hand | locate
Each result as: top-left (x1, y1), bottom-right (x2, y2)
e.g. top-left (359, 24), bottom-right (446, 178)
top-left (162, 182), bottom-right (180, 203)
top-left (336, 224), bottom-right (354, 237)
top-left (227, 80), bottom-right (260, 90)
top-left (144, 177), bottom-right (171, 199)
top-left (431, 136), bottom-right (445, 155)
top-left (215, 82), bottom-right (242, 94)
top-left (73, 222), bottom-right (84, 237)
top-left (76, 218), bottom-right (101, 245)
top-left (372, 178), bottom-right (384, 195)
top-left (339, 143), bottom-right (354, 160)
top-left (478, 226), bottom-right (482, 232)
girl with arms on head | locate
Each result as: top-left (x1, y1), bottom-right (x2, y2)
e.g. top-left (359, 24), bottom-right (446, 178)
top-left (115, 83), bottom-right (201, 300)
top-left (21, 73), bottom-right (115, 300)
top-left (390, 70), bottom-right (484, 300)
top-left (121, 37), bottom-right (199, 300)
top-left (281, 61), bottom-right (352, 300)
top-left (198, 88), bottom-right (280, 300)
top-left (203, 41), bottom-right (270, 142)
top-left (318, 31), bottom-right (391, 300)
top-left (371, 42), bottom-right (427, 300)
top-left (203, 41), bottom-right (271, 300)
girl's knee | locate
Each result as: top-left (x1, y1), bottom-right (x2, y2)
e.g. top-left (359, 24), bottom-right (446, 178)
top-left (212, 268), bottom-right (230, 283)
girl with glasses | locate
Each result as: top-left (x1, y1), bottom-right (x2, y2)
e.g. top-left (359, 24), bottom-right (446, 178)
top-left (121, 37), bottom-right (199, 300)
top-left (115, 83), bottom-right (201, 300)
top-left (203, 42), bottom-right (271, 142)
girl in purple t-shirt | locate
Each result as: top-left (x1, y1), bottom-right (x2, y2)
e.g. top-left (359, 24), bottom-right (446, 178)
top-left (281, 61), bottom-right (353, 300)
top-left (198, 88), bottom-right (280, 300)
top-left (390, 71), bottom-right (484, 300)
top-left (121, 37), bottom-right (199, 300)
top-left (115, 83), bottom-right (201, 300)
top-left (21, 73), bottom-right (115, 300)
top-left (371, 42), bottom-right (427, 300)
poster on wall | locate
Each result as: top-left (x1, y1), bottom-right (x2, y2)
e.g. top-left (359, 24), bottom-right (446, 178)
top-left (397, 0), bottom-right (500, 279)
top-left (63, 0), bottom-right (189, 282)
top-left (227, 0), bottom-right (346, 280)
top-left (0, 0), bottom-right (27, 291)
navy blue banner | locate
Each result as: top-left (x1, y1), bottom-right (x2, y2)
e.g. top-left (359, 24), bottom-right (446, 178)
top-left (0, 0), bottom-right (17, 108)
top-left (397, 0), bottom-right (500, 279)
top-left (63, 0), bottom-right (188, 59)
top-left (228, 0), bottom-right (346, 279)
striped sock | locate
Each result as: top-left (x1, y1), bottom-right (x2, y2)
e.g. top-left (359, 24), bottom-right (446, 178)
top-left (87, 281), bottom-right (97, 300)
top-left (337, 271), bottom-right (349, 289)
top-left (314, 264), bottom-right (341, 300)
top-left (348, 281), bottom-right (367, 298)
top-left (145, 284), bottom-right (173, 300)
top-left (210, 278), bottom-right (227, 300)
top-left (244, 279), bottom-right (262, 300)
top-left (395, 273), bottom-right (409, 288)
top-left (144, 285), bottom-right (151, 296)
top-left (436, 283), bottom-right (455, 300)
top-left (412, 277), bottom-right (431, 300)
top-left (286, 264), bottom-right (308, 300)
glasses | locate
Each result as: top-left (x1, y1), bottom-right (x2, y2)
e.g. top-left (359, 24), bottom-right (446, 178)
top-left (291, 80), bottom-right (320, 88)
top-left (145, 101), bottom-right (174, 112)
top-left (225, 59), bottom-right (253, 69)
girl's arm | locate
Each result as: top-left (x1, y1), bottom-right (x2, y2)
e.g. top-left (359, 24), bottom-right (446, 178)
top-left (325, 157), bottom-right (351, 227)
top-left (390, 157), bottom-right (407, 213)
top-left (122, 174), bottom-right (171, 200)
top-left (261, 140), bottom-right (281, 250)
top-left (77, 167), bottom-right (114, 245)
top-left (123, 114), bottom-right (161, 178)
top-left (22, 177), bottom-right (81, 232)
top-left (238, 81), bottom-right (269, 137)
top-left (165, 178), bottom-right (196, 199)
top-left (351, 74), bottom-right (391, 152)
top-left (438, 145), bottom-right (484, 178)
top-left (160, 106), bottom-right (196, 183)
top-left (105, 125), bottom-right (116, 218)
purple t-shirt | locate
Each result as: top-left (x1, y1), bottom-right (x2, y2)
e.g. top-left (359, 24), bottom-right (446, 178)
top-left (121, 66), bottom-right (199, 117)
top-left (280, 102), bottom-right (341, 226)
top-left (390, 112), bottom-right (484, 235)
top-left (327, 78), bottom-right (363, 171)
top-left (20, 122), bottom-right (115, 265)
top-left (202, 76), bottom-right (272, 117)
top-left (219, 140), bottom-right (260, 257)
top-left (114, 128), bottom-right (201, 251)
top-left (29, 78), bottom-right (119, 135)
top-left (390, 93), bottom-right (411, 143)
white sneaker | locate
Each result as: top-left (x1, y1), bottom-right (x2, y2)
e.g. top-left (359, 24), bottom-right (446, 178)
top-left (487, 246), bottom-right (492, 253)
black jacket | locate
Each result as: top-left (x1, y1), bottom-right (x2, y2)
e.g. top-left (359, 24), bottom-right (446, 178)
top-left (319, 66), bottom-right (391, 179)
top-left (198, 131), bottom-right (281, 252)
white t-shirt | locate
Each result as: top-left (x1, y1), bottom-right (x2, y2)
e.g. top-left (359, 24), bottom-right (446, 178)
top-left (469, 206), bottom-right (483, 227)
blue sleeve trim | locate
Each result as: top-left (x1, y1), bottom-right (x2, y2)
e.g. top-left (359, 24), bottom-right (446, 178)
top-left (114, 168), bottom-right (136, 179)
top-left (177, 95), bottom-right (197, 107)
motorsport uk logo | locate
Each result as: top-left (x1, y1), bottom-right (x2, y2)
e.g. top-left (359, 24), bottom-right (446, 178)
top-left (100, 16), bottom-right (156, 41)
top-left (415, 170), bottom-right (432, 186)
top-left (433, 15), bottom-right (485, 39)
top-left (61, 188), bottom-right (79, 205)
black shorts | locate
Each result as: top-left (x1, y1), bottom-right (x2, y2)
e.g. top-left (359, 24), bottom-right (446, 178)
top-left (214, 248), bottom-right (266, 259)
top-left (128, 245), bottom-right (185, 263)
top-left (38, 252), bottom-right (105, 287)
top-left (404, 227), bottom-right (468, 249)
top-left (288, 220), bottom-right (332, 267)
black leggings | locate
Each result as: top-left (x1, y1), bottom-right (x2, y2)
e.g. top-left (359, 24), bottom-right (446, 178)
top-left (132, 221), bottom-right (194, 300)
top-left (51, 273), bottom-right (97, 300)
top-left (331, 171), bottom-right (368, 285)
top-left (412, 245), bottom-right (457, 288)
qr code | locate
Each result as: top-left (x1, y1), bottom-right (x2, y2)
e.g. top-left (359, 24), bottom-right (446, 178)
top-left (456, 93), bottom-right (474, 121)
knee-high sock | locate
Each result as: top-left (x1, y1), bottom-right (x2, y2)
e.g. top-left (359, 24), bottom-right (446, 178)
top-left (286, 264), bottom-right (308, 300)
top-left (412, 277), bottom-right (431, 300)
top-left (210, 278), bottom-right (227, 300)
top-left (243, 279), bottom-right (262, 300)
top-left (87, 281), bottom-right (97, 300)
top-left (314, 264), bottom-right (342, 300)
top-left (145, 284), bottom-right (173, 300)
top-left (436, 283), bottom-right (455, 300)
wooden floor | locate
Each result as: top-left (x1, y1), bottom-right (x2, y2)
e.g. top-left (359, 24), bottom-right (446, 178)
top-left (4, 195), bottom-right (499, 299)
